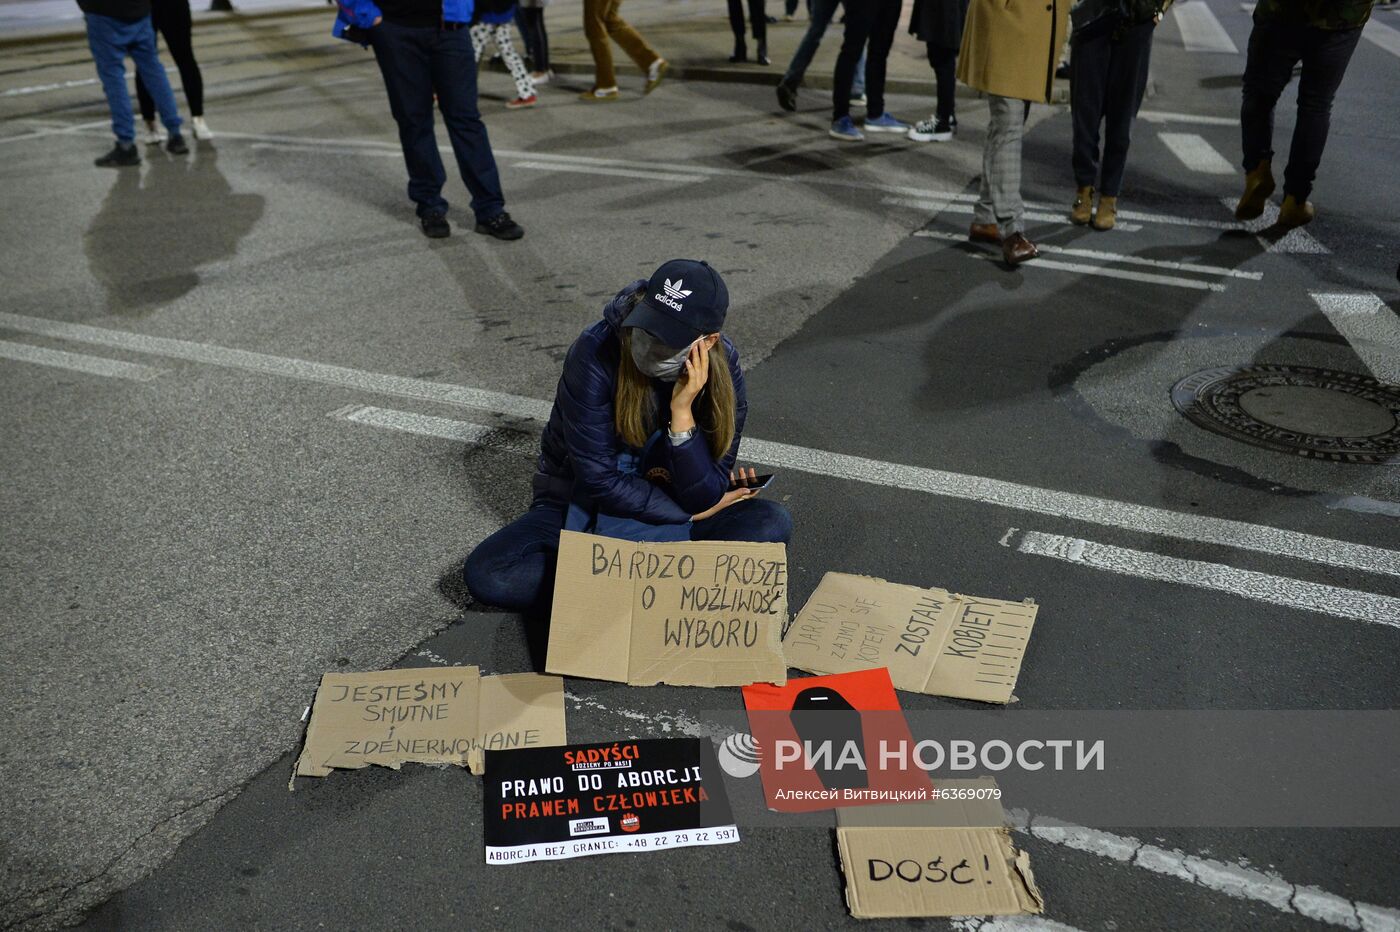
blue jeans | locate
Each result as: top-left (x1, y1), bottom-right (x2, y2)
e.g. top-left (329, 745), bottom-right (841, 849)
top-left (464, 498), bottom-right (794, 614)
top-left (84, 13), bottom-right (181, 144)
top-left (369, 21), bottom-right (507, 221)
top-left (781, 0), bottom-right (864, 96)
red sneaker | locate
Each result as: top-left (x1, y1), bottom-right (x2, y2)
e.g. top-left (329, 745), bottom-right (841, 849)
top-left (506, 94), bottom-right (538, 110)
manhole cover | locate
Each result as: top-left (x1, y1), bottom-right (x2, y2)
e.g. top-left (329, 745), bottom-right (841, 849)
top-left (1171, 365), bottom-right (1400, 464)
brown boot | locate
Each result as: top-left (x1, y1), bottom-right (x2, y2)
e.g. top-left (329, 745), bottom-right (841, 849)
top-left (1235, 158), bottom-right (1275, 220)
top-left (1070, 186), bottom-right (1094, 225)
top-left (968, 222), bottom-right (1002, 244)
top-left (1277, 193), bottom-right (1315, 228)
top-left (1092, 195), bottom-right (1117, 231)
top-left (1001, 232), bottom-right (1039, 265)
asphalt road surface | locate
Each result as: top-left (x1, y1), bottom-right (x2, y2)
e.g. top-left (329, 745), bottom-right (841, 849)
top-left (2, 2), bottom-right (1399, 930)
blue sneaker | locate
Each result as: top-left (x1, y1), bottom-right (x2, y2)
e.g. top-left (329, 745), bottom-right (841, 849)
top-left (829, 115), bottom-right (864, 142)
top-left (863, 112), bottom-right (910, 134)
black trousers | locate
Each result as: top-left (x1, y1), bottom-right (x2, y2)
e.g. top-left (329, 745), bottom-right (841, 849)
top-left (516, 6), bottom-right (549, 72)
top-left (833, 0), bottom-right (898, 120)
top-left (136, 0), bottom-right (203, 121)
top-left (926, 43), bottom-right (957, 121)
top-left (727, 0), bottom-right (767, 43)
top-left (1070, 15), bottom-right (1155, 196)
top-left (1240, 14), bottom-right (1363, 200)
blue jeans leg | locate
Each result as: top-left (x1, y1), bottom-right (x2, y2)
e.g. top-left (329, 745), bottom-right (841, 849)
top-left (690, 498), bottom-right (793, 544)
top-left (372, 23), bottom-right (450, 217)
top-left (431, 27), bottom-right (507, 222)
top-left (85, 14), bottom-right (136, 144)
top-left (852, 46), bottom-right (866, 97)
top-left (128, 17), bottom-right (182, 134)
top-left (782, 0), bottom-right (838, 85)
top-left (464, 502), bottom-right (566, 614)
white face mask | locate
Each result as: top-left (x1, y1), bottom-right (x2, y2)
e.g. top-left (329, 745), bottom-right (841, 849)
top-left (629, 329), bottom-right (692, 381)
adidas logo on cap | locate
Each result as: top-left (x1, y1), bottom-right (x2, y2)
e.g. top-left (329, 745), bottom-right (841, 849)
top-left (654, 277), bottom-right (692, 312)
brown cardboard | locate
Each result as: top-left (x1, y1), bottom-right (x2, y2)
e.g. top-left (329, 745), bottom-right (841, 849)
top-left (835, 778), bottom-right (1043, 919)
top-left (294, 667), bottom-right (566, 780)
top-left (546, 530), bottom-right (788, 687)
top-left (783, 572), bottom-right (1038, 704)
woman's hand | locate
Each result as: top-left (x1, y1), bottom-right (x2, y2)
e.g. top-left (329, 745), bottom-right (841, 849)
top-left (691, 470), bottom-right (759, 522)
top-left (669, 339), bottom-right (709, 421)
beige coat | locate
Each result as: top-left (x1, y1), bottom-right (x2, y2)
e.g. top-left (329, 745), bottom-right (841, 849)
top-left (956, 0), bottom-right (1071, 104)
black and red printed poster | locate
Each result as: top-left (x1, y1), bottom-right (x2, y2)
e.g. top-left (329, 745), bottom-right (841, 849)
top-left (483, 738), bottom-right (739, 864)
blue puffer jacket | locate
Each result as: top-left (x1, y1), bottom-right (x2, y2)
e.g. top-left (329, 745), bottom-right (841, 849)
top-left (332, 0), bottom-right (474, 41)
top-left (532, 282), bottom-right (747, 525)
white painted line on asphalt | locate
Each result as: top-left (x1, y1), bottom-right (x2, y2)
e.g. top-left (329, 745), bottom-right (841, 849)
top-left (915, 229), bottom-right (1261, 279)
top-left (951, 917), bottom-right (1085, 932)
top-left (1312, 292), bottom-right (1400, 384)
top-left (887, 198), bottom-right (1147, 232)
top-left (511, 161), bottom-right (708, 185)
top-left (1159, 132), bottom-right (1237, 174)
top-left (1, 312), bottom-right (1392, 578)
top-left (0, 119), bottom-right (110, 145)
top-left (1016, 812), bottom-right (1400, 931)
top-left (1137, 110), bottom-right (1241, 126)
top-left (1004, 529), bottom-right (1400, 627)
top-left (0, 339), bottom-right (164, 382)
top-left (0, 312), bottom-right (553, 421)
top-left (331, 404), bottom-right (536, 454)
top-left (963, 249), bottom-right (1227, 291)
top-left (1, 66), bottom-right (172, 98)
top-left (1173, 0), bottom-right (1240, 53)
top-left (1218, 197), bottom-right (1331, 254)
top-left (1364, 16), bottom-right (1400, 58)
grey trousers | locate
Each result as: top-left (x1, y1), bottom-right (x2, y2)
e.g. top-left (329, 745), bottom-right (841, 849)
top-left (973, 94), bottom-right (1031, 237)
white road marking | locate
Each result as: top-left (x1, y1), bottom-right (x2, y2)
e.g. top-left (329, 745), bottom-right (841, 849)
top-left (320, 396), bottom-right (1400, 578)
top-left (1014, 812), bottom-right (1400, 931)
top-left (0, 119), bottom-right (110, 145)
top-left (1, 66), bottom-right (173, 98)
top-left (1312, 292), bottom-right (1400, 384)
top-left (1138, 110), bottom-right (1241, 126)
top-left (1173, 0), bottom-right (1240, 53)
top-left (0, 311), bottom-right (1390, 578)
top-left (511, 161), bottom-right (707, 185)
top-left (1159, 132), bottom-right (1237, 174)
top-left (1005, 529), bottom-right (1400, 627)
top-left (966, 250), bottom-right (1227, 291)
top-left (951, 918), bottom-right (1085, 932)
top-left (915, 229), bottom-right (1261, 279)
top-left (330, 404), bottom-right (536, 454)
top-left (0, 311), bottom-right (553, 420)
top-left (887, 197), bottom-right (1147, 232)
top-left (1364, 16), bottom-right (1400, 59)
top-left (0, 339), bottom-right (164, 382)
top-left (1218, 196), bottom-right (1331, 254)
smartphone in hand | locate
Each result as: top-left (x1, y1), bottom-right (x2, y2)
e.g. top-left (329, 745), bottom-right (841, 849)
top-left (729, 473), bottom-right (775, 492)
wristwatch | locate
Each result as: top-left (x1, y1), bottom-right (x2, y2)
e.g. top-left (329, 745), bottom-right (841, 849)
top-left (668, 426), bottom-right (695, 444)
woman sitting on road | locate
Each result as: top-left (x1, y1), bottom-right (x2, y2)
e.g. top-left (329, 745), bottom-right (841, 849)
top-left (464, 259), bottom-right (792, 614)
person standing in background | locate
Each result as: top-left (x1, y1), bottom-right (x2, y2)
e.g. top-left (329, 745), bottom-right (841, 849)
top-left (579, 0), bottom-right (668, 100)
top-left (471, 0), bottom-right (537, 109)
top-left (957, 0), bottom-right (1070, 264)
top-left (727, 0), bottom-right (769, 64)
top-left (1235, 0), bottom-right (1376, 228)
top-left (1067, 0), bottom-right (1166, 230)
top-left (516, 0), bottom-right (551, 84)
top-left (135, 0), bottom-right (209, 143)
top-left (775, 0), bottom-right (866, 112)
top-left (828, 0), bottom-right (905, 141)
top-left (80, 0), bottom-right (187, 166)
top-left (333, 0), bottom-right (525, 240)
top-left (906, 0), bottom-right (968, 143)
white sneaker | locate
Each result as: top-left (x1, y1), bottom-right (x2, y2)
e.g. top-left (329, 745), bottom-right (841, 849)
top-left (191, 116), bottom-right (213, 140)
top-left (850, 93), bottom-right (867, 109)
top-left (141, 124), bottom-right (163, 145)
top-left (530, 70), bottom-right (553, 85)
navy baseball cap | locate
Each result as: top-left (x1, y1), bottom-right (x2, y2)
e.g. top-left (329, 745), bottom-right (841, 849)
top-left (626, 259), bottom-right (729, 349)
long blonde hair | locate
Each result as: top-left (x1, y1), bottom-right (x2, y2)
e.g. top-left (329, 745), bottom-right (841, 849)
top-left (616, 326), bottom-right (736, 461)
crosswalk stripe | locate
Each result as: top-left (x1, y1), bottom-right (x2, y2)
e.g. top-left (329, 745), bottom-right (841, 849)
top-left (1312, 292), bottom-right (1400, 384)
top-left (1173, 0), bottom-right (1240, 53)
top-left (914, 229), bottom-right (1259, 280)
top-left (1159, 132), bottom-right (1237, 174)
top-left (1364, 16), bottom-right (1400, 58)
top-left (0, 339), bottom-right (164, 382)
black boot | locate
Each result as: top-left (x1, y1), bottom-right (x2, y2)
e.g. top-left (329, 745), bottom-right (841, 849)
top-left (756, 41), bottom-right (769, 65)
top-left (730, 38), bottom-right (747, 63)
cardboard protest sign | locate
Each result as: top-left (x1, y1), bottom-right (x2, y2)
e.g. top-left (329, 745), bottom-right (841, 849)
top-left (784, 573), bottom-right (1038, 704)
top-left (741, 670), bottom-right (933, 812)
top-left (294, 667), bottom-right (566, 779)
top-left (835, 779), bottom-right (1043, 919)
top-left (546, 530), bottom-right (788, 687)
top-left (483, 738), bottom-right (739, 863)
